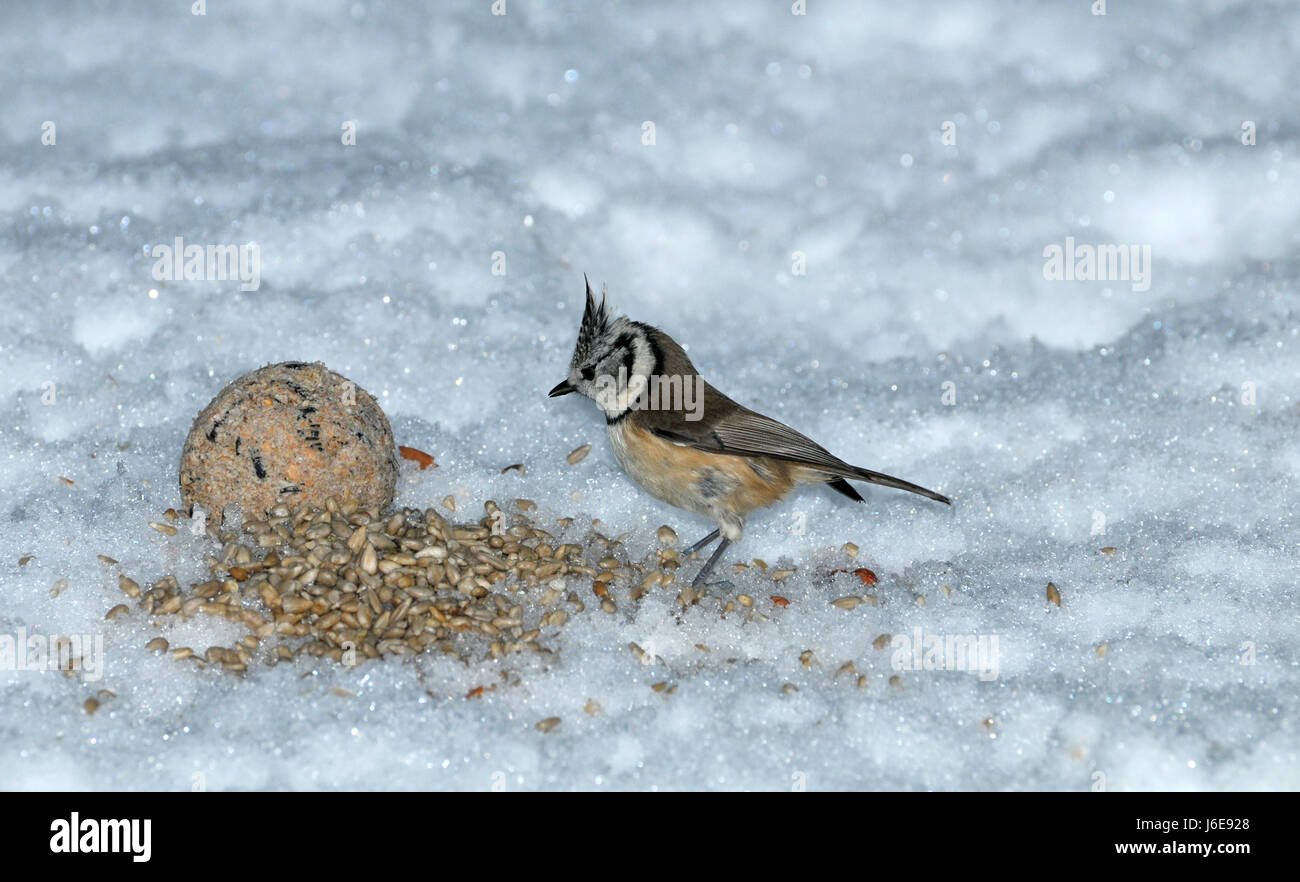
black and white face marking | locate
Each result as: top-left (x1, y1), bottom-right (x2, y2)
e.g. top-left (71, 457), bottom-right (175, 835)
top-left (568, 320), bottom-right (657, 418)
top-left (550, 279), bottom-right (661, 418)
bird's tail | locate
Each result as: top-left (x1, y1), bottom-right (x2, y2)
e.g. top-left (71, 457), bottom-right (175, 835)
top-left (840, 466), bottom-right (951, 505)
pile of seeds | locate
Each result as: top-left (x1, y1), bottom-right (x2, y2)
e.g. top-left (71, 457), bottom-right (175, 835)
top-left (105, 493), bottom-right (897, 677)
top-left (111, 496), bottom-right (702, 672)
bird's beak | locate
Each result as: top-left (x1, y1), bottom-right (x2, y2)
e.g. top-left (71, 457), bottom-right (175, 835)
top-left (548, 380), bottom-right (576, 398)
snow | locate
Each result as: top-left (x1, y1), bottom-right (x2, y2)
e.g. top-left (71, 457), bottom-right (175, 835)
top-left (1, 0), bottom-right (1297, 791)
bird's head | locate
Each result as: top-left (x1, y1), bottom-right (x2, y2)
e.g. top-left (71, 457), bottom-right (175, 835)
top-left (549, 277), bottom-right (655, 419)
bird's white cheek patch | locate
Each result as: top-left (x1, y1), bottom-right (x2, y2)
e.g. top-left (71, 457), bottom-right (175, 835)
top-left (621, 374), bottom-right (648, 411)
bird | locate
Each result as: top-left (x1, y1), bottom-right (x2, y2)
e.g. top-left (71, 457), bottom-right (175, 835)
top-left (548, 277), bottom-right (951, 587)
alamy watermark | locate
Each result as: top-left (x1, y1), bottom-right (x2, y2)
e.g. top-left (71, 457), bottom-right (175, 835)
top-left (594, 366), bottom-right (705, 420)
top-left (0, 628), bottom-right (104, 682)
top-left (150, 236), bottom-right (260, 291)
top-left (50, 813), bottom-right (151, 862)
top-left (891, 627), bottom-right (1000, 681)
top-left (1042, 236), bottom-right (1151, 292)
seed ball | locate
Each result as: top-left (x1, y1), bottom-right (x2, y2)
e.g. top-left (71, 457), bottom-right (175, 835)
top-left (179, 361), bottom-right (398, 520)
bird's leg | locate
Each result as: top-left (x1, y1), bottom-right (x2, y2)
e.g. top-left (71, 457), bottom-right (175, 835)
top-left (684, 528), bottom-right (720, 556)
top-left (690, 537), bottom-right (731, 587)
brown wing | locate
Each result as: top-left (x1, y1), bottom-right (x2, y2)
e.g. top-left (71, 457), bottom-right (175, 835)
top-left (642, 387), bottom-right (855, 473)
top-left (640, 386), bottom-right (951, 505)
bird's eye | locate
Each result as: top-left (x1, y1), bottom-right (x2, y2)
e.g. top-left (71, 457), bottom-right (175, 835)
top-left (580, 366), bottom-right (595, 381)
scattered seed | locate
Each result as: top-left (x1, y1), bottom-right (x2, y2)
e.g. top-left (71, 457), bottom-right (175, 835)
top-left (18, 555), bottom-right (34, 566)
top-left (737, 593), bottom-right (753, 607)
top-left (98, 554), bottom-right (118, 565)
top-left (83, 697), bottom-right (99, 715)
top-left (145, 637), bottom-right (169, 653)
top-left (656, 525), bottom-right (677, 546)
top-left (771, 569), bottom-right (795, 582)
top-left (105, 604), bottom-right (129, 621)
top-left (842, 542), bottom-right (859, 559)
top-left (873, 633), bottom-right (892, 650)
top-left (118, 575), bottom-right (140, 598)
top-left (50, 578), bottom-right (68, 598)
top-left (398, 445), bottom-right (437, 470)
top-left (501, 463), bottom-right (525, 475)
top-left (282, 596), bottom-right (313, 614)
top-left (149, 521), bottom-right (178, 536)
top-left (536, 716), bottom-right (561, 733)
top-left (1095, 643), bottom-right (1108, 658)
top-left (442, 495), bottom-right (457, 512)
top-left (853, 568), bottom-right (878, 586)
top-left (1099, 547), bottom-right (1116, 556)
top-left (830, 596), bottom-right (861, 610)
top-left (1046, 582), bottom-right (1062, 607)
top-left (360, 543), bottom-right (378, 575)
top-left (566, 443), bottom-right (592, 465)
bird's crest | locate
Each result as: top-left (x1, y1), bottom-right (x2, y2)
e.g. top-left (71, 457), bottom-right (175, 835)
top-left (574, 274), bottom-right (612, 364)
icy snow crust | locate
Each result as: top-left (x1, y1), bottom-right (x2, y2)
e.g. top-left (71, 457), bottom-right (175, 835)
top-left (0, 0), bottom-right (1297, 791)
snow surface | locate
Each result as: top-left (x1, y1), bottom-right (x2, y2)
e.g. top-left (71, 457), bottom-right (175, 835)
top-left (1, 0), bottom-right (1297, 791)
